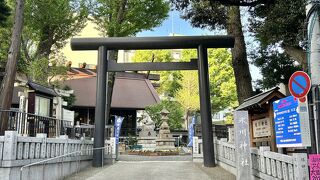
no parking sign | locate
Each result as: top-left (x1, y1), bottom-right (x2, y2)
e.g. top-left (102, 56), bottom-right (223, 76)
top-left (288, 71), bottom-right (311, 102)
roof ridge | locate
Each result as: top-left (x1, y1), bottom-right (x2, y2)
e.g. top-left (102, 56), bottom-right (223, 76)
top-left (243, 87), bottom-right (279, 102)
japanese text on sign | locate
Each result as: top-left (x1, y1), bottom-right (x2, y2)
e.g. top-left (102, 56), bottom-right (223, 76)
top-left (234, 111), bottom-right (251, 180)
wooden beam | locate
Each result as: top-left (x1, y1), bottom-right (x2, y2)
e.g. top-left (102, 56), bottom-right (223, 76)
top-left (107, 59), bottom-right (198, 72)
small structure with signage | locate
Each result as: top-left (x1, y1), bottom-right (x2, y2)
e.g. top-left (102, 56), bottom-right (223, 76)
top-left (236, 87), bottom-right (285, 151)
top-left (273, 96), bottom-right (311, 147)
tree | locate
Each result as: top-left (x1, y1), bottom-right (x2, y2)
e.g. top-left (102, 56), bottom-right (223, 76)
top-left (0, 0), bottom-right (89, 86)
top-left (252, 45), bottom-right (301, 89)
top-left (176, 70), bottom-right (199, 115)
top-left (177, 49), bottom-right (238, 115)
top-left (26, 56), bottom-right (68, 86)
top-left (23, 0), bottom-right (89, 60)
top-left (91, 0), bottom-right (170, 121)
top-left (62, 85), bottom-right (76, 110)
top-left (248, 0), bottom-right (307, 88)
top-left (0, 0), bottom-right (24, 134)
top-left (172, 0), bottom-right (253, 104)
top-left (249, 0), bottom-right (306, 69)
top-left (132, 50), bottom-right (182, 97)
top-left (0, 0), bottom-right (10, 27)
top-left (145, 100), bottom-right (184, 130)
top-left (92, 0), bottom-right (170, 37)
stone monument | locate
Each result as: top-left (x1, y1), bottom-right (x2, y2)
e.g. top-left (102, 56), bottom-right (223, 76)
top-left (155, 109), bottom-right (175, 150)
top-left (137, 113), bottom-right (157, 150)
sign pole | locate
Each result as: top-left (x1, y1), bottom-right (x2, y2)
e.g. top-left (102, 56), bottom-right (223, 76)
top-left (306, 1), bottom-right (320, 154)
top-left (315, 86), bottom-right (320, 153)
top-left (307, 90), bottom-right (317, 154)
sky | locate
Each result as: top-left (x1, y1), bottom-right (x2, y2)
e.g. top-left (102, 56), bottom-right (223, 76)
top-left (137, 10), bottom-right (262, 85)
top-left (137, 11), bottom-right (215, 36)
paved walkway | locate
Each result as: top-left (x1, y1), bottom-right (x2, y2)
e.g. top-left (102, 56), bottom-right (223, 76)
top-left (67, 161), bottom-right (235, 180)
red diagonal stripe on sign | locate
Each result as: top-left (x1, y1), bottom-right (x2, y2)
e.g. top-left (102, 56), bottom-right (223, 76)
top-left (292, 78), bottom-right (306, 94)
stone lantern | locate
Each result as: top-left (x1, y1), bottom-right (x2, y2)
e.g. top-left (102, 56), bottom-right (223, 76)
top-left (155, 108), bottom-right (175, 150)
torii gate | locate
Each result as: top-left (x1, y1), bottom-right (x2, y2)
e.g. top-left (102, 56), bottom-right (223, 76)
top-left (71, 36), bottom-right (234, 167)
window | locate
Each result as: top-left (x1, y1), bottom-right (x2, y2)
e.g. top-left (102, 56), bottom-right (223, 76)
top-left (35, 96), bottom-right (50, 117)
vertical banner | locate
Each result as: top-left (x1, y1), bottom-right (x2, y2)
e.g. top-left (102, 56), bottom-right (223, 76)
top-left (234, 111), bottom-right (251, 180)
top-left (187, 116), bottom-right (196, 147)
top-left (114, 116), bottom-right (124, 144)
top-left (309, 154), bottom-right (320, 180)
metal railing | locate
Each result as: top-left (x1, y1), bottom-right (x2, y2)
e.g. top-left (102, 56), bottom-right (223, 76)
top-left (20, 146), bottom-right (112, 180)
top-left (0, 109), bottom-right (72, 137)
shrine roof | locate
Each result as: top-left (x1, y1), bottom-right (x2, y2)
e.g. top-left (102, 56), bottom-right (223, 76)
top-left (235, 87), bottom-right (285, 111)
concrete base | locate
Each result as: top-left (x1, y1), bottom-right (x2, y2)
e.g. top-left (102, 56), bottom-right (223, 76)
top-left (0, 158), bottom-right (115, 180)
top-left (137, 137), bottom-right (157, 151)
top-left (0, 160), bottom-right (91, 180)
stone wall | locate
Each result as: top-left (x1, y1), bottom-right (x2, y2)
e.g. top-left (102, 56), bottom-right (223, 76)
top-left (0, 131), bottom-right (115, 180)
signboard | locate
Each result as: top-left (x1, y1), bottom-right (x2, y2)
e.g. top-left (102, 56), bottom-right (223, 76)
top-left (253, 118), bottom-right (271, 138)
top-left (288, 71), bottom-right (311, 102)
top-left (228, 127), bottom-right (235, 143)
top-left (309, 154), bottom-right (320, 180)
top-left (192, 136), bottom-right (199, 154)
top-left (114, 116), bottom-right (124, 144)
top-left (62, 108), bottom-right (74, 126)
top-left (273, 96), bottom-right (311, 147)
top-left (234, 111), bottom-right (251, 180)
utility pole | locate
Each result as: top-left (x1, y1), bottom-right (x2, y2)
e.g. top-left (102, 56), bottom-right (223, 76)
top-left (307, 0), bottom-right (320, 153)
top-left (0, 0), bottom-right (25, 134)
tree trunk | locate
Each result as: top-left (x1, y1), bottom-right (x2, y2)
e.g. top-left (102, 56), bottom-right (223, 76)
top-left (282, 45), bottom-right (307, 70)
top-left (105, 50), bottom-right (117, 125)
top-left (35, 29), bottom-right (55, 59)
top-left (227, 6), bottom-right (253, 104)
top-left (0, 0), bottom-right (24, 134)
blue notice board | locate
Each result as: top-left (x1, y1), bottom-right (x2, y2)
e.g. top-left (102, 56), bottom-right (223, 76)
top-left (273, 96), bottom-right (302, 147)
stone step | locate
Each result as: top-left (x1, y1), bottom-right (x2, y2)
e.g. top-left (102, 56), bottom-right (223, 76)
top-left (118, 154), bottom-right (193, 162)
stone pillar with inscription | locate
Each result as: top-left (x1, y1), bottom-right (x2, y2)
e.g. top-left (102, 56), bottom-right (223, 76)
top-left (234, 111), bottom-right (252, 180)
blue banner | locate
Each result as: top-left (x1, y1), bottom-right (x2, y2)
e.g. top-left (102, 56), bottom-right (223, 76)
top-left (187, 116), bottom-right (196, 147)
top-left (114, 116), bottom-right (124, 144)
top-left (273, 96), bottom-right (302, 147)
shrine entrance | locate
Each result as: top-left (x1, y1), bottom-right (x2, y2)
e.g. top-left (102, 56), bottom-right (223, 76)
top-left (70, 36), bottom-right (234, 167)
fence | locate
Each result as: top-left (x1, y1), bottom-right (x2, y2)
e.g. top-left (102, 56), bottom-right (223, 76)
top-left (0, 109), bottom-right (72, 137)
top-left (0, 131), bottom-right (115, 180)
top-left (194, 138), bottom-right (309, 180)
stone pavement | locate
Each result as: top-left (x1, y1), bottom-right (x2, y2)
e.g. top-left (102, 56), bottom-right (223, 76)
top-left (118, 154), bottom-right (193, 161)
top-left (66, 161), bottom-right (235, 180)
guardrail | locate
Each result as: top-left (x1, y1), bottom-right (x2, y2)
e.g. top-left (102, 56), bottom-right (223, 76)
top-left (0, 109), bottom-right (72, 137)
top-left (20, 146), bottom-right (112, 180)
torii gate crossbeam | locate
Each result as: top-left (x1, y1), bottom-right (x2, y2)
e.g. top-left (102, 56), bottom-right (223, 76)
top-left (71, 36), bottom-right (235, 168)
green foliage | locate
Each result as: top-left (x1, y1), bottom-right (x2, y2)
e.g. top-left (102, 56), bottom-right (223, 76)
top-left (1, 0), bottom-right (88, 82)
top-left (62, 85), bottom-right (77, 110)
top-left (92, 0), bottom-right (170, 37)
top-left (0, 25), bottom-right (10, 66)
top-left (224, 112), bottom-right (234, 124)
top-left (0, 0), bottom-right (10, 27)
top-left (132, 50), bottom-right (182, 97)
top-left (176, 70), bottom-right (199, 113)
top-left (178, 49), bottom-right (238, 114)
top-left (249, 0), bottom-right (305, 48)
top-left (27, 56), bottom-right (67, 86)
top-left (127, 133), bottom-right (137, 146)
top-left (145, 100), bottom-right (184, 130)
top-left (23, 0), bottom-right (89, 58)
top-left (172, 0), bottom-right (227, 30)
top-left (248, 0), bottom-right (306, 88)
top-left (252, 45), bottom-right (302, 89)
